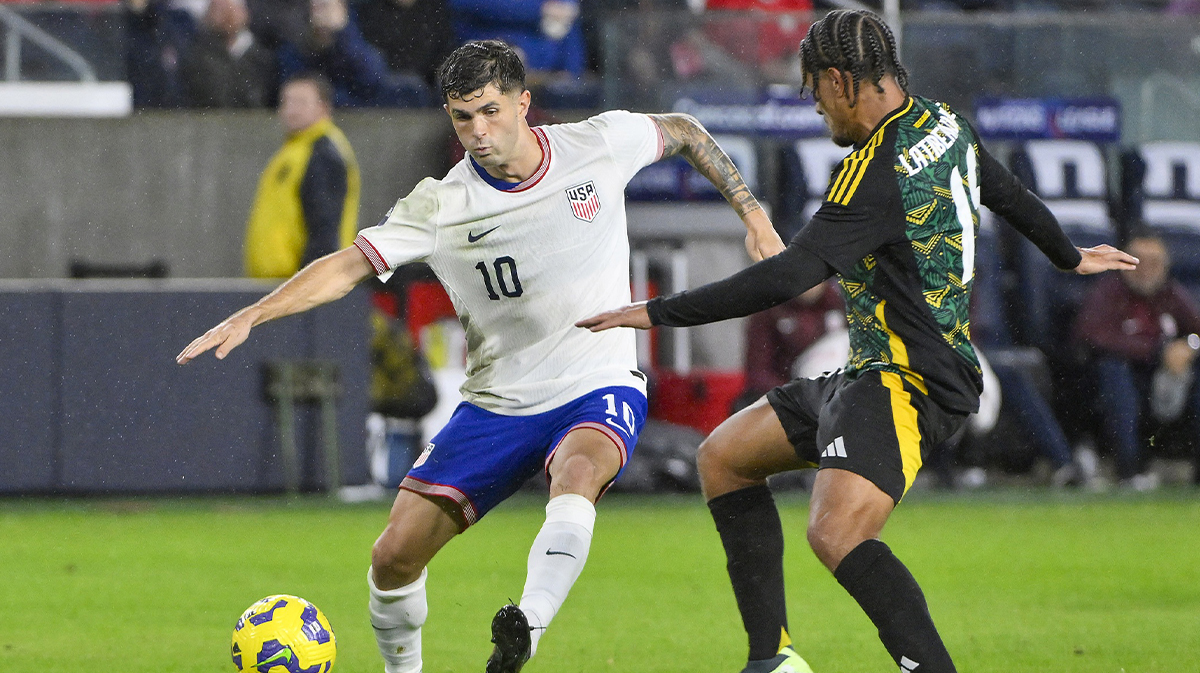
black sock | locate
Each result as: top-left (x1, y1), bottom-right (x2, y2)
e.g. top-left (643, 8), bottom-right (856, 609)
top-left (708, 485), bottom-right (789, 661)
top-left (834, 539), bottom-right (956, 673)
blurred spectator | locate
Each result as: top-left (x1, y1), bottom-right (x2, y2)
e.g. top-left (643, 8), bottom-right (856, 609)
top-left (732, 281), bottom-right (842, 412)
top-left (247, 0), bottom-right (309, 49)
top-left (601, 0), bottom-right (690, 108)
top-left (700, 0), bottom-right (811, 86)
top-left (124, 0), bottom-right (199, 108)
top-left (357, 0), bottom-right (458, 87)
top-left (983, 352), bottom-right (1085, 486)
top-left (450, 0), bottom-right (585, 76)
top-left (277, 0), bottom-right (426, 106)
top-left (903, 0), bottom-right (1012, 9)
top-left (449, 0), bottom-right (600, 106)
top-left (180, 0), bottom-right (275, 107)
top-left (1075, 233), bottom-right (1200, 489)
top-left (244, 74), bottom-right (361, 278)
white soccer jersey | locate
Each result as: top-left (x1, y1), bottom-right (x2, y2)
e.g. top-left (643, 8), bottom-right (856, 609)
top-left (355, 110), bottom-right (664, 415)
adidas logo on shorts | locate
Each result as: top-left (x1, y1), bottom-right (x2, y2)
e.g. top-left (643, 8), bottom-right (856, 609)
top-left (900, 656), bottom-right (920, 672)
top-left (821, 436), bottom-right (847, 459)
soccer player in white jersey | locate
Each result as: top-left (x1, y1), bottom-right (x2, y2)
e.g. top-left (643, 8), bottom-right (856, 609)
top-left (177, 39), bottom-right (784, 673)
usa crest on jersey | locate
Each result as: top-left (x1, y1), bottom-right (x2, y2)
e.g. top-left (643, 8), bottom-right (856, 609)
top-left (566, 181), bottom-right (600, 222)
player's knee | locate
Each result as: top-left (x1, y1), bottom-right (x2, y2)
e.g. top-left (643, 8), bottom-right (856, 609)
top-left (371, 531), bottom-right (425, 589)
top-left (551, 453), bottom-right (599, 491)
top-left (806, 517), bottom-right (853, 570)
top-left (550, 443), bottom-right (619, 498)
top-left (696, 433), bottom-right (736, 480)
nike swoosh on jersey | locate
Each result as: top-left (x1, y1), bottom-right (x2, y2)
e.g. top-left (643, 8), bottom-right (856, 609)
top-left (468, 226), bottom-right (501, 243)
top-left (545, 549), bottom-right (577, 558)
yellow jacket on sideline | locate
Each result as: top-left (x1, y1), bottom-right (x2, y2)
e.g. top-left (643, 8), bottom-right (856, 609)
top-left (244, 117), bottom-right (361, 278)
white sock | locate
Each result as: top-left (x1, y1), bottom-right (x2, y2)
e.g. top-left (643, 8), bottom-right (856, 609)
top-left (519, 493), bottom-right (597, 657)
top-left (368, 566), bottom-right (428, 673)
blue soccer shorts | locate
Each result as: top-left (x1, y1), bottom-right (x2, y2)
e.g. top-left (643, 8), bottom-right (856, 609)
top-left (400, 385), bottom-right (648, 527)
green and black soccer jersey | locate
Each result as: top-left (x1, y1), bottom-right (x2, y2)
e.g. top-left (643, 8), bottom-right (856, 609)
top-left (647, 95), bottom-right (1081, 414)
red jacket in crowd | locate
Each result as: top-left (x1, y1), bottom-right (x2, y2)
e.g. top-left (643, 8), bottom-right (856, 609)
top-left (1075, 274), bottom-right (1200, 365)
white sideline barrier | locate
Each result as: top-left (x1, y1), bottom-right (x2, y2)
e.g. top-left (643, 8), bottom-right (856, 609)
top-left (0, 82), bottom-right (132, 117)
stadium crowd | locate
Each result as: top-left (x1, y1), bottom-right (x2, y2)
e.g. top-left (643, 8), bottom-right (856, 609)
top-left (120, 0), bottom-right (1198, 110)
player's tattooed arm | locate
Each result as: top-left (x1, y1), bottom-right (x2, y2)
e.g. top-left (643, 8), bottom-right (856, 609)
top-left (650, 113), bottom-right (762, 218)
top-left (650, 113), bottom-right (784, 260)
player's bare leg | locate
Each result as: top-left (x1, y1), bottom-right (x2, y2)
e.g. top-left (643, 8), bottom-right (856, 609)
top-left (487, 428), bottom-right (622, 673)
top-left (811, 469), bottom-right (957, 672)
top-left (806, 468), bottom-right (892, 570)
top-left (698, 397), bottom-right (814, 673)
top-left (698, 396), bottom-right (805, 501)
top-left (369, 489), bottom-right (463, 673)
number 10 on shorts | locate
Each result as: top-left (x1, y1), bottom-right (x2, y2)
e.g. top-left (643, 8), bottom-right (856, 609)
top-left (603, 393), bottom-right (637, 435)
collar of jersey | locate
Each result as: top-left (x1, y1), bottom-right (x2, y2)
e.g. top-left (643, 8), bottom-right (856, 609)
top-left (853, 97), bottom-right (914, 151)
top-left (469, 127), bottom-right (551, 193)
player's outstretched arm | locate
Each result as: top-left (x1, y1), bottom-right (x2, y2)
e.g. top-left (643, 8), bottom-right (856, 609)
top-left (649, 113), bottom-right (785, 261)
top-left (1073, 244), bottom-right (1139, 275)
top-left (579, 244), bottom-right (835, 333)
top-left (176, 247), bottom-right (375, 364)
top-left (576, 301), bottom-right (652, 332)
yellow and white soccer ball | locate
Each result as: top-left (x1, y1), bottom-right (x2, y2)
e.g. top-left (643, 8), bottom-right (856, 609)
top-left (232, 594), bottom-right (337, 672)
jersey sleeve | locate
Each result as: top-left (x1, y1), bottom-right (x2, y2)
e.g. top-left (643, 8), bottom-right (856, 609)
top-left (793, 148), bottom-right (907, 274)
top-left (648, 242), bottom-right (835, 327)
top-left (354, 177), bottom-right (439, 278)
top-left (591, 110), bottom-right (665, 181)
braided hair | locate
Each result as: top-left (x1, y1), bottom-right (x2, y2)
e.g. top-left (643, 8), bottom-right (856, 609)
top-left (799, 9), bottom-right (908, 108)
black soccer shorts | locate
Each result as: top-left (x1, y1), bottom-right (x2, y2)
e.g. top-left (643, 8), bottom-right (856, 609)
top-left (766, 369), bottom-right (967, 503)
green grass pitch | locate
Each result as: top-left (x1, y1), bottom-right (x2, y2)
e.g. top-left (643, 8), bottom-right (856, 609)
top-left (1, 489), bottom-right (1198, 672)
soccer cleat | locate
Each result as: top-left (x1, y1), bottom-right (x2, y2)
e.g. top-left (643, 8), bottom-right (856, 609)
top-left (485, 604), bottom-right (532, 673)
top-left (739, 646), bottom-right (816, 673)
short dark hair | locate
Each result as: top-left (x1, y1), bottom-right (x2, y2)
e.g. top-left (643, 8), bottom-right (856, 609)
top-left (799, 9), bottom-right (908, 107)
top-left (436, 40), bottom-right (526, 102)
top-left (282, 72), bottom-right (334, 107)
top-left (1124, 222), bottom-right (1165, 248)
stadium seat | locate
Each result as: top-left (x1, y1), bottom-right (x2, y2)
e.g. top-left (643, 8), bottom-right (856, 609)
top-left (1008, 139), bottom-right (1116, 356)
top-left (1124, 141), bottom-right (1200, 293)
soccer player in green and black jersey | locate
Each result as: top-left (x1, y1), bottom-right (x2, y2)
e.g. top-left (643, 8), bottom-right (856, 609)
top-left (578, 9), bottom-right (1138, 673)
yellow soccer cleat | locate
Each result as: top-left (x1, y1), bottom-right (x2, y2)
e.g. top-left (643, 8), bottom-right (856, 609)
top-left (739, 646), bottom-right (815, 673)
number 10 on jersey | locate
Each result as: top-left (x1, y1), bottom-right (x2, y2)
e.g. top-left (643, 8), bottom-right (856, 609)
top-left (475, 256), bottom-right (523, 300)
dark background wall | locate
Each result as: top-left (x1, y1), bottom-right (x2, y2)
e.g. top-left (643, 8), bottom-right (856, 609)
top-left (0, 280), bottom-right (371, 493)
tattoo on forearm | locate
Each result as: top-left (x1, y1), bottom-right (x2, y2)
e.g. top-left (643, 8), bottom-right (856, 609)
top-left (650, 114), bottom-right (761, 218)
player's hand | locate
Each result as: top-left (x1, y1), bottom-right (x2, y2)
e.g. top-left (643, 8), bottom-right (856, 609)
top-left (1074, 244), bottom-right (1139, 275)
top-left (575, 302), bottom-right (652, 332)
top-left (1162, 337), bottom-right (1199, 376)
top-left (743, 210), bottom-right (785, 261)
top-left (176, 311), bottom-right (258, 364)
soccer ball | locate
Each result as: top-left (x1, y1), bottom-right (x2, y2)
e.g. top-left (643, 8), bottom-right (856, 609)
top-left (231, 594), bottom-right (337, 672)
